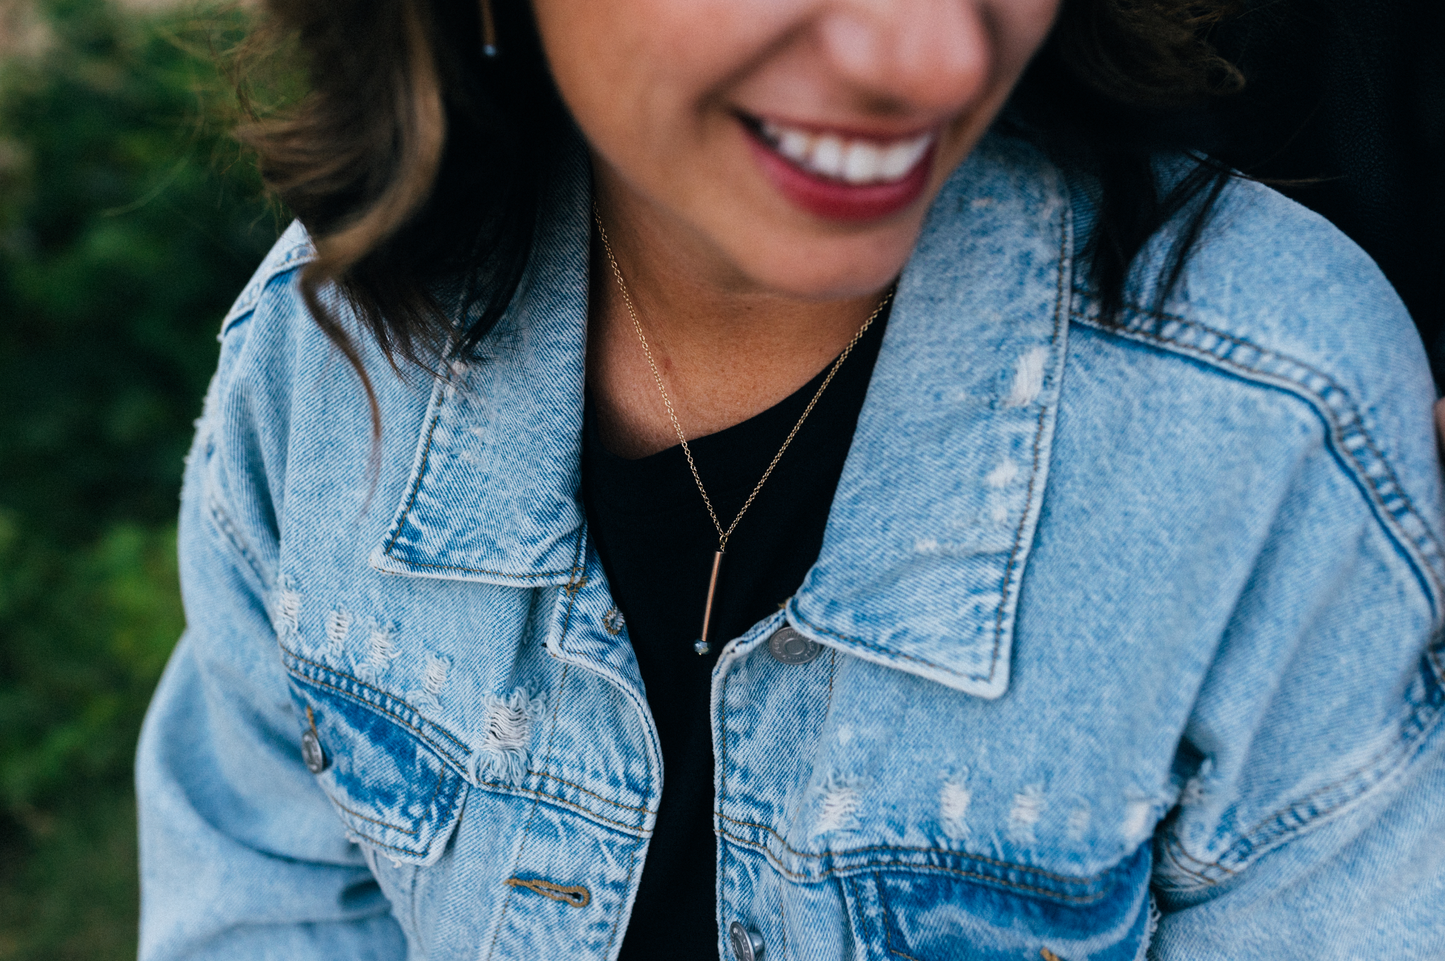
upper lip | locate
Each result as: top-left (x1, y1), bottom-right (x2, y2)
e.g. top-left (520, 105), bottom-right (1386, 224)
top-left (736, 110), bottom-right (941, 144)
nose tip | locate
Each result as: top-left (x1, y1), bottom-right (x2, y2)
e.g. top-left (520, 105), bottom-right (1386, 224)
top-left (819, 2), bottom-right (993, 114)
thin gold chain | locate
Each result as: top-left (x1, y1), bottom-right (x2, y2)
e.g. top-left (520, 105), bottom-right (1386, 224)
top-left (593, 208), bottom-right (894, 552)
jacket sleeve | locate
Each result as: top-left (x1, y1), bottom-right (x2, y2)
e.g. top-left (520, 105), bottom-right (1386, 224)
top-left (1145, 368), bottom-right (1445, 957)
top-left (135, 254), bottom-right (407, 960)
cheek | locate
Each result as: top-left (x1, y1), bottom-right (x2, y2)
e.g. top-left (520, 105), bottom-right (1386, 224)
top-left (533, 0), bottom-right (764, 131)
top-left (989, 0), bottom-right (1063, 71)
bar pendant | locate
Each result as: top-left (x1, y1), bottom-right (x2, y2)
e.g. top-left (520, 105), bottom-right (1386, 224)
top-left (695, 550), bottom-right (725, 655)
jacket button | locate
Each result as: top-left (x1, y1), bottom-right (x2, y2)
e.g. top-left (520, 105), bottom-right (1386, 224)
top-left (301, 728), bottom-right (327, 774)
top-left (768, 626), bottom-right (821, 665)
top-left (728, 921), bottom-right (764, 961)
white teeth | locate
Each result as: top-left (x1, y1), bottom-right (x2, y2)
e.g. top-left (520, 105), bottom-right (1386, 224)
top-left (843, 141), bottom-right (882, 182)
top-left (755, 119), bottom-right (934, 185)
top-left (812, 135), bottom-right (845, 178)
top-left (880, 138), bottom-right (929, 179)
top-left (778, 128), bottom-right (812, 164)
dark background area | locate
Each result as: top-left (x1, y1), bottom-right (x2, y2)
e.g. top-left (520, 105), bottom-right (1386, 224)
top-left (0, 0), bottom-right (278, 955)
top-left (0, 0), bottom-right (1439, 957)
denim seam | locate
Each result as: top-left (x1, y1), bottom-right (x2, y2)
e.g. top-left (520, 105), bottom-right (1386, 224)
top-left (604, 840), bottom-right (641, 958)
top-left (845, 876), bottom-right (874, 957)
top-left (989, 201), bottom-right (1072, 678)
top-left (378, 376), bottom-right (574, 580)
top-left (1157, 831), bottom-right (1230, 888)
top-left (1162, 659), bottom-right (1445, 886)
top-left (221, 247), bottom-right (314, 335)
top-left (487, 542), bottom-right (587, 961)
top-left (473, 779), bottom-right (648, 834)
top-left (328, 763), bottom-right (448, 837)
top-left (284, 646), bottom-right (651, 829)
top-left (525, 770), bottom-right (655, 815)
top-left (482, 669), bottom-right (564, 961)
top-left (282, 648), bottom-right (473, 752)
top-left (339, 773), bottom-right (463, 859)
top-left (716, 813), bottom-right (1106, 884)
top-left (874, 874), bottom-right (925, 961)
top-left (1071, 303), bottom-right (1445, 880)
top-left (776, 873), bottom-right (790, 960)
top-left (1070, 303), bottom-right (1445, 611)
top-left (1217, 674), bottom-right (1445, 871)
top-left (203, 488), bottom-right (267, 587)
top-left (796, 619), bottom-right (983, 682)
top-left (282, 649), bottom-right (471, 756)
top-left (724, 829), bottom-right (1109, 904)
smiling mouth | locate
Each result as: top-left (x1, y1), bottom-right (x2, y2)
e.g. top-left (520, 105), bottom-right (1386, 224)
top-left (745, 115), bottom-right (936, 186)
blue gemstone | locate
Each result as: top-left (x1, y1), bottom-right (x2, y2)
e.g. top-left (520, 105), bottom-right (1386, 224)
top-left (693, 639), bottom-right (710, 655)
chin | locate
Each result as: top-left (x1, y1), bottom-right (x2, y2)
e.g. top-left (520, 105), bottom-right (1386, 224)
top-left (725, 230), bottom-right (920, 301)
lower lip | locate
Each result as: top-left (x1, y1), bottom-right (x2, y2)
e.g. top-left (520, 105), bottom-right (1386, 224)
top-left (745, 126), bottom-right (934, 222)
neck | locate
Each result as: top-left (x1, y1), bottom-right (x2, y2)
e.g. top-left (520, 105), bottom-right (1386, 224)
top-left (587, 176), bottom-right (888, 459)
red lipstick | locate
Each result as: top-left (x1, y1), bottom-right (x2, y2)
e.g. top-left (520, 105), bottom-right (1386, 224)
top-left (743, 121), bottom-right (935, 222)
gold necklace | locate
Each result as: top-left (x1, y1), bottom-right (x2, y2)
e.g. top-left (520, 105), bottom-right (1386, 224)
top-left (593, 209), bottom-right (894, 654)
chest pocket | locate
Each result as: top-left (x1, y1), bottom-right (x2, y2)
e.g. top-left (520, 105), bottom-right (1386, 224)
top-left (282, 647), bottom-right (470, 866)
top-left (843, 845), bottom-right (1154, 961)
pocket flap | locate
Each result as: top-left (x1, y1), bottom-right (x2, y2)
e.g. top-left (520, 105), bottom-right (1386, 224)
top-left (284, 649), bottom-right (469, 865)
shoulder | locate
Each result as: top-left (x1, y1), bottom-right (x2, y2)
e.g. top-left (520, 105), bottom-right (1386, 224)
top-left (221, 219), bottom-right (316, 335)
top-left (1097, 171), bottom-right (1424, 405)
top-left (1062, 165), bottom-right (1445, 612)
top-left (189, 221), bottom-right (431, 577)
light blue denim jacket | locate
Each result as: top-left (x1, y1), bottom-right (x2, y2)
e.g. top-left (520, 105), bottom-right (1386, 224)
top-left (137, 132), bottom-right (1445, 960)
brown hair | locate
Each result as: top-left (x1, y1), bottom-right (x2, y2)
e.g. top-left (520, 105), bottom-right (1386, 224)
top-left (236, 0), bottom-right (1245, 431)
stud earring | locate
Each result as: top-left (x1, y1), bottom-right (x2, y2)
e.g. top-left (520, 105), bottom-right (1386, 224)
top-left (481, 0), bottom-right (499, 57)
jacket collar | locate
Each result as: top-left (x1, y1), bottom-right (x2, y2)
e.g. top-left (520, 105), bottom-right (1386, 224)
top-left (370, 134), bottom-right (1073, 699)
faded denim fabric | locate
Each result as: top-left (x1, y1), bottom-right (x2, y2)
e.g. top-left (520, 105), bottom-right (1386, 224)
top-left (137, 132), bottom-right (1445, 960)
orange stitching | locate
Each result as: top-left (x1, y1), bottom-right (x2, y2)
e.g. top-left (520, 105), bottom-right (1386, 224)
top-left (721, 829), bottom-right (1107, 903)
top-left (504, 877), bottom-right (591, 908)
top-left (285, 668), bottom-right (468, 764)
top-left (471, 777), bottom-right (647, 833)
top-left (715, 813), bottom-right (1105, 884)
top-left (1159, 832), bottom-right (1221, 886)
top-left (484, 531), bottom-right (584, 961)
top-left (526, 769), bottom-right (655, 815)
top-left (282, 646), bottom-right (469, 751)
top-left (1072, 304), bottom-right (1445, 599)
top-left (876, 873), bottom-right (925, 961)
top-left (846, 876), bottom-right (874, 950)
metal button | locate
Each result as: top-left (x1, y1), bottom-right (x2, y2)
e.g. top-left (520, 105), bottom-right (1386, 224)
top-left (728, 921), bottom-right (764, 961)
top-left (768, 626), bottom-right (821, 665)
top-left (301, 728), bottom-right (327, 774)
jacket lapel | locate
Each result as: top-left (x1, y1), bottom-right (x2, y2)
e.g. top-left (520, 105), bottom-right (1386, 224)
top-left (789, 135), bottom-right (1074, 699)
top-left (369, 150), bottom-right (592, 587)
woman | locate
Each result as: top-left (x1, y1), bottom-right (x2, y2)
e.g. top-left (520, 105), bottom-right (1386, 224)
top-left (136, 0), bottom-right (1445, 958)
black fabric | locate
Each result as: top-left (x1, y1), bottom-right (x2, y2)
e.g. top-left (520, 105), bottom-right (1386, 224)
top-left (583, 310), bottom-right (888, 961)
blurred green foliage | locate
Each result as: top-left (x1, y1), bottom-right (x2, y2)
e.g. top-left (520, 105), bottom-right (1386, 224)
top-left (0, 0), bottom-right (280, 956)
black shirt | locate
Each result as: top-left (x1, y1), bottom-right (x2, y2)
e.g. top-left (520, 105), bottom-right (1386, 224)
top-left (582, 309), bottom-right (889, 960)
